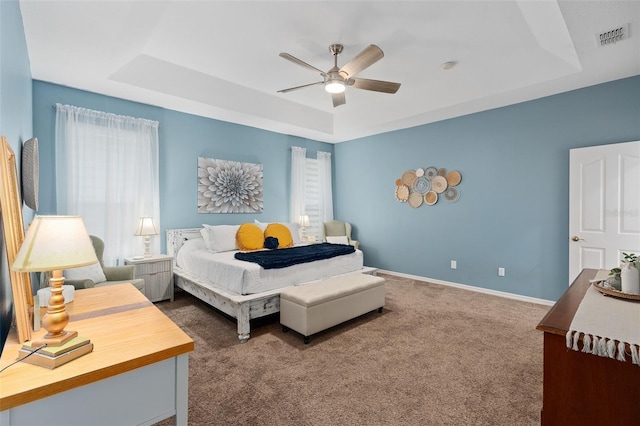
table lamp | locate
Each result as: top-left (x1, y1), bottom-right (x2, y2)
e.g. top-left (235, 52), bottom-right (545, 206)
top-left (299, 214), bottom-right (311, 242)
top-left (135, 217), bottom-right (158, 258)
top-left (12, 215), bottom-right (98, 346)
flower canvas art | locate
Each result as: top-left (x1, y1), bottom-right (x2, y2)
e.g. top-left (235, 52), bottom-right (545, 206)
top-left (198, 157), bottom-right (263, 213)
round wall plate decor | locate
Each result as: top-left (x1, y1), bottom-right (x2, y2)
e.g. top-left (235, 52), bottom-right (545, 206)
top-left (425, 190), bottom-right (438, 205)
top-left (412, 176), bottom-right (431, 194)
top-left (408, 191), bottom-right (423, 208)
top-left (446, 170), bottom-right (462, 186)
top-left (425, 167), bottom-right (438, 179)
top-left (401, 170), bottom-right (417, 187)
top-left (431, 175), bottom-right (448, 193)
top-left (443, 186), bottom-right (461, 203)
top-left (395, 184), bottom-right (409, 202)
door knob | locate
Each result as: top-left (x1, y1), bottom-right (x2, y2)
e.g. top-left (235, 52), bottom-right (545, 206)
top-left (571, 236), bottom-right (584, 242)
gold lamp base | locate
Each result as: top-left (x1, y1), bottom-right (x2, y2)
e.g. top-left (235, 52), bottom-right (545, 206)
top-left (31, 329), bottom-right (78, 347)
top-left (32, 269), bottom-right (77, 347)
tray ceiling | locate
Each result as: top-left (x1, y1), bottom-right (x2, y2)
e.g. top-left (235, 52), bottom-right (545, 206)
top-left (20, 1), bottom-right (640, 143)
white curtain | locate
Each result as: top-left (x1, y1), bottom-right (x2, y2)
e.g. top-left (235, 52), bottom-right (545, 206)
top-left (290, 146), bottom-right (307, 226)
top-left (317, 151), bottom-right (333, 228)
top-left (55, 104), bottom-right (160, 265)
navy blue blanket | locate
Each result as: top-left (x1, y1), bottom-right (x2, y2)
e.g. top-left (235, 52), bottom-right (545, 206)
top-left (234, 243), bottom-right (355, 269)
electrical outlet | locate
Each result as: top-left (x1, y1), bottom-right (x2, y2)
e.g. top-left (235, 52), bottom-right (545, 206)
top-left (498, 267), bottom-right (505, 277)
top-left (450, 260), bottom-right (457, 269)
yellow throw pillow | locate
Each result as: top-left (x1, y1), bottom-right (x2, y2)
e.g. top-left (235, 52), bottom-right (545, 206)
top-left (264, 223), bottom-right (293, 248)
top-left (236, 223), bottom-right (264, 251)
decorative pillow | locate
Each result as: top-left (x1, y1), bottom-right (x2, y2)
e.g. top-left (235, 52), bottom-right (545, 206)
top-left (201, 224), bottom-right (240, 252)
top-left (63, 262), bottom-right (106, 283)
top-left (236, 223), bottom-right (264, 251)
top-left (264, 236), bottom-right (279, 250)
top-left (265, 223), bottom-right (293, 248)
top-left (326, 236), bottom-right (349, 245)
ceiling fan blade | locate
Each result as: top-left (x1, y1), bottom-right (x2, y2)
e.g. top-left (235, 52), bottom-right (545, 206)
top-left (332, 92), bottom-right (346, 107)
top-left (277, 81), bottom-right (323, 93)
top-left (338, 44), bottom-right (384, 79)
top-left (279, 52), bottom-right (327, 76)
top-left (349, 78), bottom-right (401, 94)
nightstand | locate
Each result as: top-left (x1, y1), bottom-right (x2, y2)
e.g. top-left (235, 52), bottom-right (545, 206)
top-left (124, 255), bottom-right (174, 302)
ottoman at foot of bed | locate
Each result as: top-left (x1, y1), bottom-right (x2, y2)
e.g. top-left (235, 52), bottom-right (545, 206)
top-left (280, 272), bottom-right (386, 345)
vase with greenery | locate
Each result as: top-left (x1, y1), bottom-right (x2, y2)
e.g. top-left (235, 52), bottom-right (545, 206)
top-left (620, 252), bottom-right (639, 294)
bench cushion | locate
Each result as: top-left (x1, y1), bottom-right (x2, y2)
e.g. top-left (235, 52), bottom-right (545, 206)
top-left (281, 273), bottom-right (385, 308)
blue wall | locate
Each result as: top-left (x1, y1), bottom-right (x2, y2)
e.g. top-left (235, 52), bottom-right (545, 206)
top-left (32, 81), bottom-right (334, 253)
top-left (335, 76), bottom-right (640, 301)
top-left (31, 76), bottom-right (640, 303)
top-left (0, 0), bottom-right (34, 351)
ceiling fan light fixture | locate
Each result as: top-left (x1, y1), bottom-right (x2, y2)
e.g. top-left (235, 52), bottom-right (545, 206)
top-left (278, 43), bottom-right (400, 106)
top-left (325, 80), bottom-right (346, 94)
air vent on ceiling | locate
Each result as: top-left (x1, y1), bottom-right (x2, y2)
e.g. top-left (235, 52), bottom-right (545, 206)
top-left (596, 23), bottom-right (629, 47)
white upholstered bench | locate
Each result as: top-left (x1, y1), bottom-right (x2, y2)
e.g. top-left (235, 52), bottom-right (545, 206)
top-left (280, 272), bottom-right (386, 344)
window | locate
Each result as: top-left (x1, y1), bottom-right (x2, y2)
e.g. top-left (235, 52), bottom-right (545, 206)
top-left (55, 104), bottom-right (159, 265)
top-left (291, 146), bottom-right (333, 241)
top-left (304, 157), bottom-right (321, 237)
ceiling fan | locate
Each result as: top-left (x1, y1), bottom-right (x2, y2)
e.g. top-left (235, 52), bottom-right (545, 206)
top-left (277, 44), bottom-right (401, 107)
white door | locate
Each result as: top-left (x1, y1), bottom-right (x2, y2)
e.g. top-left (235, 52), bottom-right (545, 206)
top-left (569, 141), bottom-right (640, 283)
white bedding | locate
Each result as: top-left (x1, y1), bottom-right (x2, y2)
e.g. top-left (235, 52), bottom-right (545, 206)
top-left (176, 238), bottom-right (364, 295)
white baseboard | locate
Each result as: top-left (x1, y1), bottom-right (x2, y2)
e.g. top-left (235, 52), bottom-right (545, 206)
top-left (378, 269), bottom-right (555, 306)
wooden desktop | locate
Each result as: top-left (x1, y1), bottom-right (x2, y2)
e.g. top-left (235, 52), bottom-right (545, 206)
top-left (0, 284), bottom-right (194, 425)
top-left (536, 268), bottom-right (639, 425)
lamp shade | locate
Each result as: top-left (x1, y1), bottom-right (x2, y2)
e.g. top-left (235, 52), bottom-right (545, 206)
top-left (12, 215), bottom-right (98, 272)
top-left (299, 215), bottom-right (311, 227)
top-left (135, 217), bottom-right (159, 236)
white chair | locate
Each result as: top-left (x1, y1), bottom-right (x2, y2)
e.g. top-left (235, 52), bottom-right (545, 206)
top-left (323, 220), bottom-right (359, 250)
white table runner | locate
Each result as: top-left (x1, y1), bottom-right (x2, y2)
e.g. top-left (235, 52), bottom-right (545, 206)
top-left (566, 270), bottom-right (640, 365)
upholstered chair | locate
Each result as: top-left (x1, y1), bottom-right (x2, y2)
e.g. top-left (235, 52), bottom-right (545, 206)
top-left (323, 220), bottom-right (360, 250)
top-left (61, 235), bottom-right (146, 293)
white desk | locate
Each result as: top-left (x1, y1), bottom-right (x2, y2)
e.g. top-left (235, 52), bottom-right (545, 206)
top-left (0, 284), bottom-right (194, 425)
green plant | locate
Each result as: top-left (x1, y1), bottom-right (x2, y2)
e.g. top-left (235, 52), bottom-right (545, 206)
top-left (609, 267), bottom-right (621, 278)
top-left (622, 252), bottom-right (640, 269)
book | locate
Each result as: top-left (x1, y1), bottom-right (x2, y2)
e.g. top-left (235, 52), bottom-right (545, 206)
top-left (18, 341), bottom-right (94, 369)
top-left (22, 336), bottom-right (90, 357)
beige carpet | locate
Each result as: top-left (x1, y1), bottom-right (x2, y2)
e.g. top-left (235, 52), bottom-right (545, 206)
top-left (155, 273), bottom-right (551, 425)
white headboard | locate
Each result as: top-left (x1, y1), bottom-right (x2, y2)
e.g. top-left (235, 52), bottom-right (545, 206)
top-left (166, 228), bottom-right (203, 258)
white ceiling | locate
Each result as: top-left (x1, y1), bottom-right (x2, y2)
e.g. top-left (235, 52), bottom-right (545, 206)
top-left (20, 1), bottom-right (640, 143)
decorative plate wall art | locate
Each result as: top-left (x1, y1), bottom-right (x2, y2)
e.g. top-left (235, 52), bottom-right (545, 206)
top-left (394, 166), bottom-right (462, 208)
top-left (198, 157), bottom-right (263, 213)
top-left (395, 184), bottom-right (409, 202)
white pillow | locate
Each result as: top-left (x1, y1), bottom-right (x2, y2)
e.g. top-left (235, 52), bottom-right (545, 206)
top-left (63, 262), bottom-right (107, 283)
top-left (326, 236), bottom-right (349, 245)
top-left (201, 224), bottom-right (240, 252)
top-left (254, 220), bottom-right (301, 245)
top-left (253, 219), bottom-right (268, 231)
top-left (285, 222), bottom-right (302, 245)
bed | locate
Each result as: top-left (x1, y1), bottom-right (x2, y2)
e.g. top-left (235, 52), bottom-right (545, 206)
top-left (167, 226), bottom-right (367, 342)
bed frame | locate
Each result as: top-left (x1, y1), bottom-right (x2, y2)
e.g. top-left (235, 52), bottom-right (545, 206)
top-left (167, 228), bottom-right (285, 343)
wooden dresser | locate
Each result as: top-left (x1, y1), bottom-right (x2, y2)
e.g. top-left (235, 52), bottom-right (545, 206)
top-left (536, 269), bottom-right (640, 425)
top-left (0, 284), bottom-right (194, 425)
